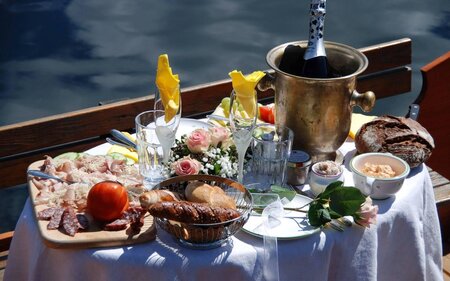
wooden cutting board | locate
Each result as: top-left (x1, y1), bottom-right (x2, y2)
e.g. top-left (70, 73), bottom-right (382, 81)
top-left (28, 160), bottom-right (156, 249)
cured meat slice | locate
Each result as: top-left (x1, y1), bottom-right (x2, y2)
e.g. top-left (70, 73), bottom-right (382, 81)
top-left (76, 214), bottom-right (89, 230)
top-left (104, 219), bottom-right (129, 231)
top-left (123, 207), bottom-right (146, 233)
top-left (37, 207), bottom-right (57, 220)
top-left (47, 207), bottom-right (65, 230)
top-left (62, 208), bottom-right (79, 237)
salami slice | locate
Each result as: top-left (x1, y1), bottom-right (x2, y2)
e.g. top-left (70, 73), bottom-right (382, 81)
top-left (37, 207), bottom-right (57, 220)
top-left (124, 207), bottom-right (146, 232)
top-left (47, 207), bottom-right (65, 230)
top-left (104, 219), bottom-right (129, 231)
top-left (62, 208), bottom-right (79, 237)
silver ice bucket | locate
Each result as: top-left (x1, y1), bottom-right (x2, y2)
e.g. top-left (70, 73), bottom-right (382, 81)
top-left (259, 41), bottom-right (376, 162)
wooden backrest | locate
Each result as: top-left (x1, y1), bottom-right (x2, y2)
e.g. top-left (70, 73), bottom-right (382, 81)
top-left (414, 51), bottom-right (450, 179)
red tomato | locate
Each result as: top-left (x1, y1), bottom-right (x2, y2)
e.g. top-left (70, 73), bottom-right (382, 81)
top-left (259, 105), bottom-right (275, 124)
top-left (87, 181), bottom-right (129, 222)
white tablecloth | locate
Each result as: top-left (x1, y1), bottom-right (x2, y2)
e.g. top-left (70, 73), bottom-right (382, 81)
top-left (4, 142), bottom-right (443, 281)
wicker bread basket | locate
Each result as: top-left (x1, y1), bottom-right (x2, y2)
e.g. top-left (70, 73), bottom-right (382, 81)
top-left (153, 175), bottom-right (253, 249)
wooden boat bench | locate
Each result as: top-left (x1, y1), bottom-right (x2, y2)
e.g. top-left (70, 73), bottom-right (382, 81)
top-left (0, 38), bottom-right (449, 274)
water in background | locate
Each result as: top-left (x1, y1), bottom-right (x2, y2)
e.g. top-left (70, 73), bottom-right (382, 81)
top-left (0, 0), bottom-right (448, 231)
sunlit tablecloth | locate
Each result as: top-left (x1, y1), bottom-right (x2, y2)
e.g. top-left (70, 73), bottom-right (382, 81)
top-left (4, 142), bottom-right (443, 281)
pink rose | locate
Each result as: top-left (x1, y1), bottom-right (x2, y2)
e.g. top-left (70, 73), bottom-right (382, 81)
top-left (186, 129), bottom-right (211, 153)
top-left (355, 197), bottom-right (379, 227)
top-left (209, 126), bottom-right (230, 147)
top-left (171, 156), bottom-right (202, 176)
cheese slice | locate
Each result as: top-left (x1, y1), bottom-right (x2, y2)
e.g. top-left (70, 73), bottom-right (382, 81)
top-left (349, 113), bottom-right (377, 139)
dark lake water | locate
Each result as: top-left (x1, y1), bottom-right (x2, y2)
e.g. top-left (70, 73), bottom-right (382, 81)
top-left (0, 0), bottom-right (448, 231)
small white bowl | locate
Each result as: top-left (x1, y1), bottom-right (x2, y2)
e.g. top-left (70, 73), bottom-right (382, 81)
top-left (350, 152), bottom-right (410, 200)
top-left (309, 161), bottom-right (344, 197)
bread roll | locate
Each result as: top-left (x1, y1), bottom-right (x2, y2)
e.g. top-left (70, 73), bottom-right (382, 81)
top-left (148, 201), bottom-right (240, 224)
top-left (139, 190), bottom-right (180, 210)
top-left (355, 115), bottom-right (435, 168)
top-left (185, 181), bottom-right (236, 209)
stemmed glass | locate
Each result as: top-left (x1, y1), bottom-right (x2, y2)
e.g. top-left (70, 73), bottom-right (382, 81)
top-left (153, 90), bottom-right (182, 164)
top-left (229, 90), bottom-right (258, 183)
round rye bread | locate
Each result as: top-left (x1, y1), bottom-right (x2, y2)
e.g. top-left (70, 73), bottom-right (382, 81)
top-left (355, 115), bottom-right (435, 168)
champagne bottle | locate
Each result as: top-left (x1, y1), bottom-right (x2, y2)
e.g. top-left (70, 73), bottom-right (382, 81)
top-left (301, 0), bottom-right (328, 78)
top-left (278, 0), bottom-right (329, 78)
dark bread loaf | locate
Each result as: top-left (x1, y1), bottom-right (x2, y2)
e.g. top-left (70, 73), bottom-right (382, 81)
top-left (148, 201), bottom-right (240, 224)
top-left (355, 115), bottom-right (435, 168)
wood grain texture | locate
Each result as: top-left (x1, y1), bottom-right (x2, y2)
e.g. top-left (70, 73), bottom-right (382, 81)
top-left (357, 67), bottom-right (411, 99)
top-left (415, 51), bottom-right (450, 179)
top-left (0, 232), bottom-right (13, 253)
top-left (358, 38), bottom-right (411, 75)
top-left (27, 161), bottom-right (156, 249)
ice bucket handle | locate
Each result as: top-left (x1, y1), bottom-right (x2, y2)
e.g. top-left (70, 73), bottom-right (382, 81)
top-left (257, 71), bottom-right (276, 92)
top-left (350, 90), bottom-right (376, 112)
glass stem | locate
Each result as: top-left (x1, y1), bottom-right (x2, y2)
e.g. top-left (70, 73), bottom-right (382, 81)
top-left (237, 148), bottom-right (246, 183)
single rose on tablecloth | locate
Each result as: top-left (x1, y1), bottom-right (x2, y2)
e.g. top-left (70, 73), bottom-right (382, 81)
top-left (307, 181), bottom-right (378, 229)
top-left (168, 126), bottom-right (239, 178)
top-left (171, 156), bottom-right (202, 176)
top-left (354, 197), bottom-right (378, 227)
top-left (186, 128), bottom-right (211, 153)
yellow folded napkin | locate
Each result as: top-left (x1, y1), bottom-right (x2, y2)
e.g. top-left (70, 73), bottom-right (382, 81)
top-left (349, 113), bottom-right (377, 138)
top-left (228, 70), bottom-right (265, 117)
top-left (155, 54), bottom-right (180, 122)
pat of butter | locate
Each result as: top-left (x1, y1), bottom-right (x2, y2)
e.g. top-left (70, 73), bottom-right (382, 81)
top-left (349, 113), bottom-right (376, 139)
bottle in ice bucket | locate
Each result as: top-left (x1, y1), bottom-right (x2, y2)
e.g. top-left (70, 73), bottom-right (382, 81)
top-left (279, 0), bottom-right (329, 78)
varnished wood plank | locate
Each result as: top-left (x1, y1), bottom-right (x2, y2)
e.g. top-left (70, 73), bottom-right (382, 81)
top-left (359, 38), bottom-right (411, 75)
top-left (357, 67), bottom-right (411, 99)
top-left (438, 200), bottom-right (450, 249)
top-left (444, 253), bottom-right (450, 278)
top-left (0, 231), bottom-right (13, 254)
top-left (415, 51), bottom-right (450, 179)
top-left (430, 170), bottom-right (450, 187)
top-left (435, 184), bottom-right (450, 205)
top-left (0, 96), bottom-right (154, 158)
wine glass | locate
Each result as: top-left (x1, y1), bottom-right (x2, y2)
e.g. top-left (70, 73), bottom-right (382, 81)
top-left (153, 89), bottom-right (182, 164)
top-left (229, 89), bottom-right (258, 183)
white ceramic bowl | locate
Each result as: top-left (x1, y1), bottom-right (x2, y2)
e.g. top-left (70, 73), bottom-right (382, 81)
top-left (350, 152), bottom-right (410, 200)
top-left (309, 162), bottom-right (344, 197)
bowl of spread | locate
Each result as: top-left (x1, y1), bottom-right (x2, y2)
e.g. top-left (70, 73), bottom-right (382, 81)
top-left (349, 152), bottom-right (410, 200)
top-left (309, 160), bottom-right (344, 197)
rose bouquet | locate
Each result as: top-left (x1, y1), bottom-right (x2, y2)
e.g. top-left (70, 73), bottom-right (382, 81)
top-left (168, 127), bottom-right (239, 178)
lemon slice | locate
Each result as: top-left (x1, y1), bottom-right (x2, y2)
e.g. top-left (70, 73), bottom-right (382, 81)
top-left (229, 70), bottom-right (265, 117)
top-left (155, 54), bottom-right (180, 122)
top-left (107, 145), bottom-right (138, 163)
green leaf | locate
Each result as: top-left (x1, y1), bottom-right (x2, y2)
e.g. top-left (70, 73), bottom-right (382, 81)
top-left (214, 163), bottom-right (221, 174)
top-left (318, 181), bottom-right (344, 200)
top-left (308, 202), bottom-right (332, 227)
top-left (329, 187), bottom-right (366, 216)
top-left (270, 185), bottom-right (297, 201)
top-left (328, 208), bottom-right (342, 219)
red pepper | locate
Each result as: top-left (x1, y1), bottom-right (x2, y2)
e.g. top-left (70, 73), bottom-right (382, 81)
top-left (259, 105), bottom-right (275, 124)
